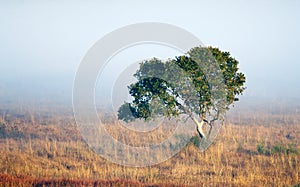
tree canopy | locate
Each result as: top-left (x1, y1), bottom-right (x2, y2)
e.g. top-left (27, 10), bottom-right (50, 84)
top-left (118, 46), bottom-right (246, 139)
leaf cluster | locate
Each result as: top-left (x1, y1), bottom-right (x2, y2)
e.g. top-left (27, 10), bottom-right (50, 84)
top-left (118, 46), bottom-right (246, 122)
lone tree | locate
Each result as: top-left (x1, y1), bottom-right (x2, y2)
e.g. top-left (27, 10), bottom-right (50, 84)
top-left (118, 46), bottom-right (246, 139)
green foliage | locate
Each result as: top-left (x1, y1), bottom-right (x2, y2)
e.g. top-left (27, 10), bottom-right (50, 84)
top-left (118, 46), bottom-right (246, 123)
top-left (256, 143), bottom-right (299, 156)
top-left (190, 135), bottom-right (201, 147)
top-left (257, 144), bottom-right (271, 156)
top-left (271, 144), bottom-right (299, 155)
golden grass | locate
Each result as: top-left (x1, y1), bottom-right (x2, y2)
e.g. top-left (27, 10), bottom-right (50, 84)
top-left (0, 108), bottom-right (299, 186)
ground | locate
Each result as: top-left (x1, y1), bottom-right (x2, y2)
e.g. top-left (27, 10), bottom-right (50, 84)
top-left (0, 100), bottom-right (299, 186)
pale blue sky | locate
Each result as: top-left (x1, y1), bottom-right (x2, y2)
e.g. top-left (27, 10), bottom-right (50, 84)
top-left (0, 1), bottom-right (300, 104)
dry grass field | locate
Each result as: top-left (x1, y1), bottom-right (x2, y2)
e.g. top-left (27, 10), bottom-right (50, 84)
top-left (0, 100), bottom-right (299, 186)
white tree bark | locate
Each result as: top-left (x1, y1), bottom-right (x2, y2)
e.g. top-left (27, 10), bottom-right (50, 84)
top-left (192, 116), bottom-right (206, 139)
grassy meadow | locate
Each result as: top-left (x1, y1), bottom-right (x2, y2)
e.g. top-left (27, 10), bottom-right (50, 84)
top-left (0, 100), bottom-right (299, 186)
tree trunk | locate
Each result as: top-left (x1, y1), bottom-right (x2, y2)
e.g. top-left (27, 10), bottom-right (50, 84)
top-left (192, 116), bottom-right (206, 139)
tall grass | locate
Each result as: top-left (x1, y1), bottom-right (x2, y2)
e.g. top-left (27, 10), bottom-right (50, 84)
top-left (0, 105), bottom-right (299, 186)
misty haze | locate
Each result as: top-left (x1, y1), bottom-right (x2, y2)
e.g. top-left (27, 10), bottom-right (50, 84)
top-left (0, 1), bottom-right (299, 186)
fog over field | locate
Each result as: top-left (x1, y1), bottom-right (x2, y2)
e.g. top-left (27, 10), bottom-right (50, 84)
top-left (1, 2), bottom-right (300, 186)
top-left (1, 1), bottom-right (300, 107)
